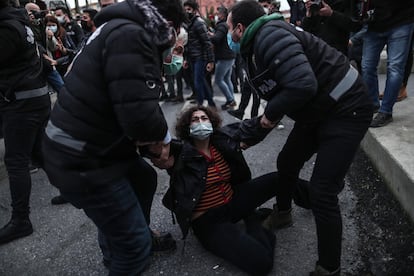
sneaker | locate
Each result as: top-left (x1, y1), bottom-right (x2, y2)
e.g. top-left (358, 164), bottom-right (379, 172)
top-left (51, 195), bottom-right (68, 205)
top-left (262, 204), bottom-right (293, 231)
top-left (151, 230), bottom-right (176, 253)
top-left (310, 264), bottom-right (340, 276)
top-left (170, 96), bottom-right (184, 103)
top-left (227, 109), bottom-right (244, 120)
top-left (185, 94), bottom-right (196, 100)
top-left (0, 218), bottom-right (33, 245)
top-left (276, 121), bottom-right (285, 130)
top-left (370, 112), bottom-right (393, 128)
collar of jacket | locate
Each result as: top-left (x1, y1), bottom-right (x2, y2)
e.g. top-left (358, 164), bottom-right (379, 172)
top-left (240, 13), bottom-right (284, 56)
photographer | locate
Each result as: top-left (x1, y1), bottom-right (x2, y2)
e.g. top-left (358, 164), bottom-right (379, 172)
top-left (302, 0), bottom-right (362, 55)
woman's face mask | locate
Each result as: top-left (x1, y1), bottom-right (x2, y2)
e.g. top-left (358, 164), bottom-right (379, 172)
top-left (56, 15), bottom-right (65, 24)
top-left (47, 25), bottom-right (58, 34)
top-left (163, 48), bottom-right (184, 75)
top-left (190, 122), bottom-right (213, 140)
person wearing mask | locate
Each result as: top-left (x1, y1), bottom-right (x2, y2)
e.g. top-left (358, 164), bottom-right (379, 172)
top-left (54, 6), bottom-right (84, 49)
top-left (227, 0), bottom-right (372, 274)
top-left (41, 0), bottom-right (186, 274)
top-left (183, 0), bottom-right (216, 108)
top-left (0, 0), bottom-right (51, 245)
top-left (209, 6), bottom-right (236, 110)
top-left (361, 0), bottom-right (414, 127)
top-left (152, 106), bottom-right (280, 275)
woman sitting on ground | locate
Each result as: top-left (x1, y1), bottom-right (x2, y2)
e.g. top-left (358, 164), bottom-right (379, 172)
top-left (151, 106), bottom-right (279, 275)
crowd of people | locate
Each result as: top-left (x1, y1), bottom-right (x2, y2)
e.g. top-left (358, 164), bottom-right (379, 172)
top-left (0, 0), bottom-right (413, 275)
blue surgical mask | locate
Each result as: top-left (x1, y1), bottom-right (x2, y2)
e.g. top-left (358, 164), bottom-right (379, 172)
top-left (163, 48), bottom-right (184, 75)
top-left (190, 122), bottom-right (213, 140)
top-left (227, 32), bottom-right (240, 54)
top-left (48, 25), bottom-right (58, 34)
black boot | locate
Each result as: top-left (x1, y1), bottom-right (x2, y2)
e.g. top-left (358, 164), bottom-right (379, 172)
top-left (0, 217), bottom-right (33, 245)
top-left (151, 230), bottom-right (177, 254)
top-left (51, 195), bottom-right (68, 205)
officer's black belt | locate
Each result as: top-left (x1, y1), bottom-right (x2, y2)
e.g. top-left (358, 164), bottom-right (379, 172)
top-left (329, 65), bottom-right (359, 101)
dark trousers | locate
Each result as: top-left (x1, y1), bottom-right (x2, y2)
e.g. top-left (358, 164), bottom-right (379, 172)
top-left (59, 156), bottom-right (156, 276)
top-left (238, 78), bottom-right (260, 117)
top-left (192, 172), bottom-right (278, 276)
top-left (1, 101), bottom-right (50, 219)
top-left (276, 108), bottom-right (372, 271)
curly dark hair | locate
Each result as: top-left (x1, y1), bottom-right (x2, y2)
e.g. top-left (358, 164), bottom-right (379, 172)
top-left (175, 106), bottom-right (222, 141)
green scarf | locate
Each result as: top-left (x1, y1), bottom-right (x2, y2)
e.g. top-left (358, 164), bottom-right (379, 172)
top-left (240, 13), bottom-right (284, 56)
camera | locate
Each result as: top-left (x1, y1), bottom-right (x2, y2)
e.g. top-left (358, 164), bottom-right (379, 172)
top-left (309, 0), bottom-right (322, 15)
top-left (30, 10), bottom-right (47, 19)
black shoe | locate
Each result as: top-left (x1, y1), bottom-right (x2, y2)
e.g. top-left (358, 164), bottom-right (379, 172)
top-left (165, 94), bottom-right (177, 102)
top-left (227, 109), bottom-right (244, 120)
top-left (51, 195), bottom-right (68, 205)
top-left (29, 165), bottom-right (39, 174)
top-left (151, 231), bottom-right (176, 253)
top-left (310, 263), bottom-right (340, 276)
top-left (159, 94), bottom-right (169, 101)
top-left (0, 218), bottom-right (33, 245)
top-left (370, 112), bottom-right (393, 128)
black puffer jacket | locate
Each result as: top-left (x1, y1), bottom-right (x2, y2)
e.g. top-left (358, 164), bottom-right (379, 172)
top-left (242, 19), bottom-right (372, 124)
top-left (0, 7), bottom-right (48, 106)
top-left (302, 0), bottom-right (361, 55)
top-left (186, 15), bottom-right (214, 62)
top-left (162, 130), bottom-right (251, 239)
top-left (210, 20), bottom-right (235, 61)
top-left (43, 0), bottom-right (170, 190)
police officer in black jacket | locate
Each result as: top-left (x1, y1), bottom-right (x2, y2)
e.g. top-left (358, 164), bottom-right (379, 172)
top-left (227, 1), bottom-right (372, 275)
top-left (0, 0), bottom-right (51, 245)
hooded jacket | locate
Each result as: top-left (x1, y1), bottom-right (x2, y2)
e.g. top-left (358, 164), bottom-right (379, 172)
top-left (240, 14), bottom-right (372, 124)
top-left (43, 0), bottom-right (171, 191)
top-left (0, 6), bottom-right (48, 107)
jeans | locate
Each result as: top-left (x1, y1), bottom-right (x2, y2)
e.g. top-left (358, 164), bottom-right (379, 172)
top-left (215, 59), bottom-right (235, 103)
top-left (362, 22), bottom-right (414, 113)
top-left (192, 172), bottom-right (278, 275)
top-left (276, 108), bottom-right (372, 271)
top-left (47, 70), bottom-right (64, 93)
top-left (192, 58), bottom-right (215, 106)
top-left (1, 100), bottom-right (50, 219)
top-left (62, 175), bottom-right (152, 276)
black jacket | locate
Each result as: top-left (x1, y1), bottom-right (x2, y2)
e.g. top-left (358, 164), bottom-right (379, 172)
top-left (367, 0), bottom-right (414, 32)
top-left (43, 0), bottom-right (170, 191)
top-left (186, 15), bottom-right (214, 62)
top-left (0, 7), bottom-right (49, 109)
top-left (162, 130), bottom-right (251, 238)
top-left (210, 20), bottom-right (235, 61)
top-left (242, 19), bottom-right (372, 124)
top-left (302, 0), bottom-right (361, 55)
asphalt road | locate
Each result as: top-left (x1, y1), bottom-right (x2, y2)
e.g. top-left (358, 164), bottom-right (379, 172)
top-left (0, 91), bottom-right (413, 275)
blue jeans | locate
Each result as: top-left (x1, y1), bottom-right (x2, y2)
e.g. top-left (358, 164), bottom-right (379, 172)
top-left (362, 22), bottom-right (414, 114)
top-left (47, 70), bottom-right (64, 93)
top-left (215, 59), bottom-right (235, 103)
top-left (1, 97), bottom-right (50, 219)
top-left (192, 58), bottom-right (215, 106)
top-left (62, 177), bottom-right (152, 276)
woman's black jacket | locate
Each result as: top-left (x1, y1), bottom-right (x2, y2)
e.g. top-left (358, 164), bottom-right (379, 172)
top-left (162, 129), bottom-right (252, 239)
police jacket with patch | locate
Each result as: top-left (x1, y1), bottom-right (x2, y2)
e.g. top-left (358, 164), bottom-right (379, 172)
top-left (44, 0), bottom-right (169, 189)
top-left (241, 16), bottom-right (372, 125)
top-left (162, 130), bottom-right (251, 239)
top-left (0, 7), bottom-right (48, 108)
top-left (186, 15), bottom-right (214, 62)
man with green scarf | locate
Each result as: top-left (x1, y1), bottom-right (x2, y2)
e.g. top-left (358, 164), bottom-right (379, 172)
top-left (227, 1), bottom-right (373, 275)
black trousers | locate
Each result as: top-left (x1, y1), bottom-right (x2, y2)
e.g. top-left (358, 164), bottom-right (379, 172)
top-left (276, 107), bottom-right (372, 271)
top-left (192, 172), bottom-right (278, 276)
top-left (2, 98), bottom-right (50, 219)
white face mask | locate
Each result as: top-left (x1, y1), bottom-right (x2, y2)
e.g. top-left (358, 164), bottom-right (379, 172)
top-left (190, 122), bottom-right (213, 140)
top-left (214, 15), bottom-right (219, 22)
top-left (56, 15), bottom-right (65, 24)
top-left (263, 7), bottom-right (269, 14)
